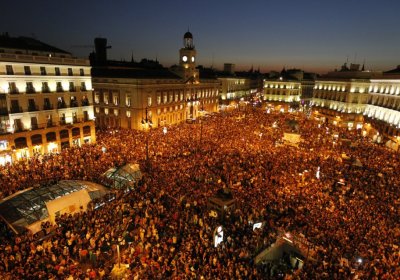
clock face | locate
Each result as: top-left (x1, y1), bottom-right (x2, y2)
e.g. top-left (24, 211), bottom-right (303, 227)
top-left (191, 56), bottom-right (195, 62)
top-left (182, 55), bottom-right (188, 62)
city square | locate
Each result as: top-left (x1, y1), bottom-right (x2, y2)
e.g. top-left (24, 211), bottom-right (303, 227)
top-left (0, 108), bottom-right (398, 279)
top-left (1, 1), bottom-right (400, 279)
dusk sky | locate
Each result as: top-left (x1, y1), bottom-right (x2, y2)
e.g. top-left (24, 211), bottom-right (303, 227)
top-left (2, 0), bottom-right (400, 73)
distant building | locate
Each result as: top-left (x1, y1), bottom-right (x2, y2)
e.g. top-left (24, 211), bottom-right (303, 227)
top-left (312, 63), bottom-right (400, 143)
top-left (0, 34), bottom-right (96, 165)
top-left (217, 66), bottom-right (264, 102)
top-left (263, 68), bottom-right (316, 107)
top-left (91, 32), bottom-right (220, 130)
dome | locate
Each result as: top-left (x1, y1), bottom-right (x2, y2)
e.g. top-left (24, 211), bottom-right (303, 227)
top-left (184, 31), bottom-right (193, 39)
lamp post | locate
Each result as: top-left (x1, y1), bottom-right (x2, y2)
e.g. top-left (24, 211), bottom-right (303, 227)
top-left (141, 107), bottom-right (152, 163)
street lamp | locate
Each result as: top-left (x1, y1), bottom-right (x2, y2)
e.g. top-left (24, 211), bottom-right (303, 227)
top-left (141, 107), bottom-right (152, 163)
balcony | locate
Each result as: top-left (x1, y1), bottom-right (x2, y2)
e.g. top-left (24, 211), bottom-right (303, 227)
top-left (57, 102), bottom-right (67, 109)
top-left (28, 105), bottom-right (39, 112)
top-left (43, 104), bottom-right (53, 110)
top-left (26, 87), bottom-right (36, 94)
top-left (0, 108), bottom-right (8, 116)
top-left (10, 106), bottom-right (23, 113)
top-left (42, 87), bottom-right (50, 93)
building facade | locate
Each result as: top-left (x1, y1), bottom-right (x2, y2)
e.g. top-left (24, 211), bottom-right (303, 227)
top-left (312, 63), bottom-right (400, 147)
top-left (263, 79), bottom-right (302, 104)
top-left (0, 35), bottom-right (96, 165)
top-left (92, 32), bottom-right (220, 130)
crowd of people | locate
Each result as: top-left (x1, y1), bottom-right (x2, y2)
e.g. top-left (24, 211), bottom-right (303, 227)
top-left (0, 107), bottom-right (399, 279)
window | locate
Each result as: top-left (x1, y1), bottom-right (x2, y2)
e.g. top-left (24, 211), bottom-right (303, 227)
top-left (83, 111), bottom-right (89, 122)
top-left (40, 66), bottom-right (47, 75)
top-left (42, 82), bottom-right (50, 93)
top-left (11, 100), bottom-right (21, 113)
top-left (113, 95), bottom-right (119, 105)
top-left (80, 68), bottom-right (84, 76)
top-left (70, 96), bottom-right (78, 107)
top-left (114, 109), bottom-right (119, 116)
top-left (69, 82), bottom-right (75, 92)
top-left (57, 97), bottom-right (66, 109)
top-left (157, 95), bottom-right (161, 105)
top-left (24, 66), bottom-right (31, 75)
top-left (104, 95), bottom-right (109, 104)
top-left (60, 113), bottom-right (66, 124)
top-left (104, 108), bottom-right (109, 115)
top-left (6, 65), bottom-right (14, 75)
top-left (95, 107), bottom-right (100, 113)
top-left (26, 82), bottom-right (35, 93)
top-left (56, 82), bottom-right (63, 92)
top-left (68, 68), bottom-right (73, 76)
top-left (147, 96), bottom-right (152, 107)
top-left (55, 67), bottom-right (61, 76)
top-left (163, 93), bottom-right (167, 104)
top-left (9, 82), bottom-right (18, 94)
top-left (28, 99), bottom-right (37, 111)
top-left (80, 82), bottom-right (87, 91)
top-left (94, 93), bottom-right (100, 104)
top-left (44, 98), bottom-right (52, 110)
top-left (126, 95), bottom-right (131, 107)
top-left (126, 110), bottom-right (131, 117)
top-left (169, 93), bottom-right (173, 103)
top-left (82, 96), bottom-right (89, 106)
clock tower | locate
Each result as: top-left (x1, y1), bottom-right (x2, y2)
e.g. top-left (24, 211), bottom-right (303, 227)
top-left (179, 31), bottom-right (199, 82)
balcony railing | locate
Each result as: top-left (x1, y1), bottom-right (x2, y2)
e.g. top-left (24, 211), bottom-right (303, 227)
top-left (10, 106), bottom-right (23, 113)
top-left (42, 87), bottom-right (50, 93)
top-left (43, 104), bottom-right (54, 110)
top-left (0, 108), bottom-right (8, 115)
top-left (28, 105), bottom-right (39, 112)
top-left (26, 87), bottom-right (36, 94)
top-left (57, 102), bottom-right (67, 109)
top-left (0, 118), bottom-right (95, 135)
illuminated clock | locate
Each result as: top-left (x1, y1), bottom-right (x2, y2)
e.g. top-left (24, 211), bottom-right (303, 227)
top-left (191, 56), bottom-right (195, 62)
top-left (182, 55), bottom-right (188, 62)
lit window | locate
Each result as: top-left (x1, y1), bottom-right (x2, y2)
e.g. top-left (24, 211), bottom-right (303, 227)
top-left (126, 110), bottom-right (131, 117)
top-left (105, 108), bottom-right (109, 115)
top-left (148, 96), bottom-right (152, 107)
top-left (126, 95), bottom-right (131, 106)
